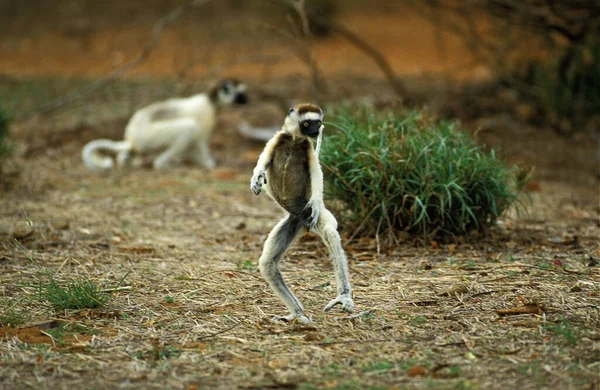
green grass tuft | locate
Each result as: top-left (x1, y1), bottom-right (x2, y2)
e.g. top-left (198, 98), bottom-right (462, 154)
top-left (321, 108), bottom-right (529, 241)
top-left (0, 307), bottom-right (30, 327)
top-left (545, 317), bottom-right (579, 345)
top-left (38, 276), bottom-right (110, 310)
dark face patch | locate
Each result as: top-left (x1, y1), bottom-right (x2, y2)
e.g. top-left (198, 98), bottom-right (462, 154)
top-left (300, 119), bottom-right (321, 138)
top-left (221, 83), bottom-right (231, 94)
top-left (235, 93), bottom-right (248, 104)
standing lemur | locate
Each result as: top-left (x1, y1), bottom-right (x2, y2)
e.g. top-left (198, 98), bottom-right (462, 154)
top-left (82, 79), bottom-right (248, 171)
top-left (251, 104), bottom-right (354, 323)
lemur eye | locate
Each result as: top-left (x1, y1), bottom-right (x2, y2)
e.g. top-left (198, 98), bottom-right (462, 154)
top-left (317, 121), bottom-right (322, 126)
top-left (303, 122), bottom-right (309, 127)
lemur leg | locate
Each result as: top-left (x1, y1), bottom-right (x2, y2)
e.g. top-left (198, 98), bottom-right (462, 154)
top-left (151, 118), bottom-right (199, 170)
top-left (313, 208), bottom-right (354, 313)
top-left (259, 215), bottom-right (311, 323)
top-left (190, 135), bottom-right (215, 169)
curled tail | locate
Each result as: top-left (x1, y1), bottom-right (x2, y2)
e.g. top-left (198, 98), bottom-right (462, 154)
top-left (82, 139), bottom-right (131, 172)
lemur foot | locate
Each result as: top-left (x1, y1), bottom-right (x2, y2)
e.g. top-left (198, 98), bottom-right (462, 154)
top-left (324, 293), bottom-right (354, 313)
top-left (250, 169), bottom-right (267, 195)
top-left (153, 159), bottom-right (170, 170)
top-left (272, 313), bottom-right (312, 324)
top-left (200, 157), bottom-right (216, 169)
top-left (303, 198), bottom-right (323, 229)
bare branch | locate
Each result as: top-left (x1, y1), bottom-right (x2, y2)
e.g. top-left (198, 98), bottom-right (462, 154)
top-left (14, 0), bottom-right (217, 121)
top-left (320, 17), bottom-right (408, 101)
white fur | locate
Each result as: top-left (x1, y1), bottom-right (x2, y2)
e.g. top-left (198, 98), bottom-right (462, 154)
top-left (237, 122), bottom-right (279, 142)
top-left (81, 94), bottom-right (216, 171)
top-left (82, 139), bottom-right (131, 172)
top-left (299, 112), bottom-right (322, 121)
top-left (82, 81), bottom-right (246, 172)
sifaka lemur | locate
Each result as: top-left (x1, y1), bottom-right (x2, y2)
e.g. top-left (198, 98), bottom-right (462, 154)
top-left (251, 103), bottom-right (354, 323)
top-left (82, 79), bottom-right (248, 172)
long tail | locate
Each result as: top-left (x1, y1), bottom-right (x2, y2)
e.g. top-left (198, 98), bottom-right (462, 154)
top-left (81, 139), bottom-right (131, 172)
top-left (238, 121), bottom-right (279, 142)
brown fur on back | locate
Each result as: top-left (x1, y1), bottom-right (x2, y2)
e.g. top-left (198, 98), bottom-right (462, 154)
top-left (151, 107), bottom-right (179, 122)
top-left (267, 133), bottom-right (312, 216)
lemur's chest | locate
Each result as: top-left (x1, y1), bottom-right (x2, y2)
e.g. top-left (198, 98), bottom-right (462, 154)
top-left (268, 135), bottom-right (312, 214)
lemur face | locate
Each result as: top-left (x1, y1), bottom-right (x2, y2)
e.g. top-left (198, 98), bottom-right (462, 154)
top-left (288, 104), bottom-right (323, 138)
top-left (216, 79), bottom-right (248, 105)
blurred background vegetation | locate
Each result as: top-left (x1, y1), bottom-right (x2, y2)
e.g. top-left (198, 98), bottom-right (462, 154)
top-left (0, 0), bottom-right (597, 200)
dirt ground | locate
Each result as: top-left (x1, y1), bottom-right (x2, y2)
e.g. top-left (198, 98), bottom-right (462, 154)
top-left (1, 1), bottom-right (599, 389)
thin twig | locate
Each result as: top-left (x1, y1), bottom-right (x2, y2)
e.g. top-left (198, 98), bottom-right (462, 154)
top-left (317, 338), bottom-right (403, 346)
top-left (100, 286), bottom-right (133, 293)
top-left (334, 310), bottom-right (375, 321)
top-left (198, 269), bottom-right (263, 280)
top-left (317, 16), bottom-right (408, 101)
top-left (14, 0), bottom-right (217, 120)
top-left (196, 323), bottom-right (241, 341)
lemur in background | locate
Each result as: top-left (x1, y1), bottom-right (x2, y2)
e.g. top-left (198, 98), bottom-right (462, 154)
top-left (82, 79), bottom-right (248, 172)
top-left (251, 104), bottom-right (354, 323)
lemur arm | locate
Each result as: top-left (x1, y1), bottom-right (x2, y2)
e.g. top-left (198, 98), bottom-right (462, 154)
top-left (254, 131), bottom-right (281, 173)
top-left (251, 131), bottom-right (281, 195)
top-left (307, 143), bottom-right (324, 202)
top-left (304, 142), bottom-right (324, 229)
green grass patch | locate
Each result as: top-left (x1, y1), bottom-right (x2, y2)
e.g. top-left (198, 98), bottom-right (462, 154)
top-left (360, 359), bottom-right (395, 373)
top-left (133, 345), bottom-right (181, 361)
top-left (0, 306), bottom-right (30, 327)
top-left (544, 317), bottom-right (579, 345)
top-left (237, 259), bottom-right (255, 271)
top-left (37, 276), bottom-right (110, 310)
top-left (321, 108), bottom-right (529, 241)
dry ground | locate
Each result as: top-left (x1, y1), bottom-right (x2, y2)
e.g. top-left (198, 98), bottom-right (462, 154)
top-left (0, 1), bottom-right (599, 388)
top-left (0, 76), bottom-right (599, 390)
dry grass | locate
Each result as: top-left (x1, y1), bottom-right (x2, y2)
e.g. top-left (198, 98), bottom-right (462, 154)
top-left (1, 79), bottom-right (599, 390)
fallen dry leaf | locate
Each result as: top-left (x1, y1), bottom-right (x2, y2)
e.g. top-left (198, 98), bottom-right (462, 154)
top-left (242, 150), bottom-right (261, 163)
top-left (525, 181), bottom-right (541, 192)
top-left (407, 365), bottom-right (428, 377)
top-left (304, 333), bottom-right (322, 342)
top-left (268, 358), bottom-right (288, 369)
top-left (213, 169), bottom-right (236, 181)
top-left (119, 247), bottom-right (155, 255)
top-left (439, 283), bottom-right (469, 296)
top-left (495, 303), bottom-right (544, 316)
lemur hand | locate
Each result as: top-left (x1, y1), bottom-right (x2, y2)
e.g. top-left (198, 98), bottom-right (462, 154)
top-left (251, 169), bottom-right (267, 195)
top-left (304, 198), bottom-right (323, 230)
